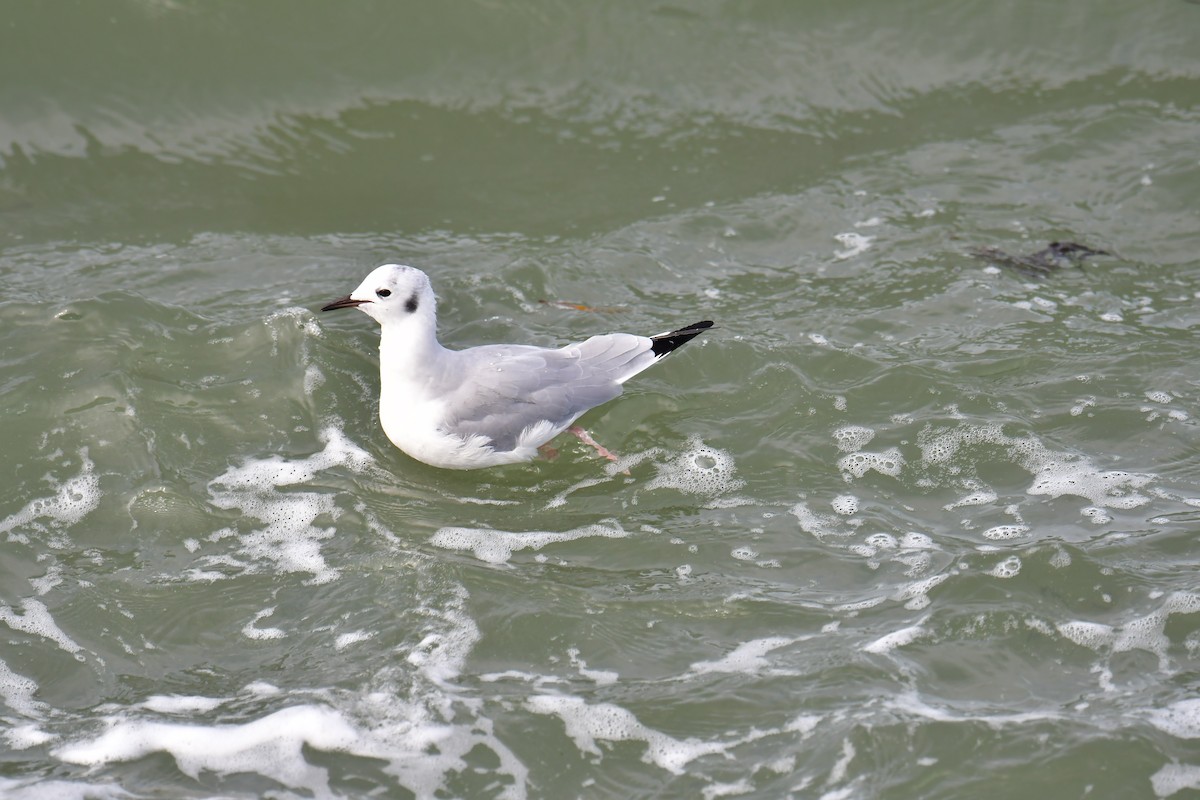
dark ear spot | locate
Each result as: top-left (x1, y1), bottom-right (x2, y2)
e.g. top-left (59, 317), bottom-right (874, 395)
top-left (405, 293), bottom-right (419, 313)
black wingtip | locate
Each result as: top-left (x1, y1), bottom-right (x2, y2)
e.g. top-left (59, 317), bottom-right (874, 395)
top-left (650, 320), bottom-right (715, 357)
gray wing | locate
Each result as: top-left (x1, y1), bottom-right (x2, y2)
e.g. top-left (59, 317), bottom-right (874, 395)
top-left (439, 333), bottom-right (656, 452)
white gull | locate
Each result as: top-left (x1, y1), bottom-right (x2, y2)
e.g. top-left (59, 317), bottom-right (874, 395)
top-left (320, 264), bottom-right (712, 470)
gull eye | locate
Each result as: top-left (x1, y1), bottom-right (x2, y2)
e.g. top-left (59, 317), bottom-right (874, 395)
top-left (376, 288), bottom-right (392, 298)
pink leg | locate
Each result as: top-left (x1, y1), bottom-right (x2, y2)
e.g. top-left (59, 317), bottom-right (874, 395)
top-left (568, 425), bottom-right (619, 463)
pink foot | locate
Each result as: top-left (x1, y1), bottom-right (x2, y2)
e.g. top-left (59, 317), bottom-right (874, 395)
top-left (568, 426), bottom-right (630, 474)
top-left (568, 425), bottom-right (619, 462)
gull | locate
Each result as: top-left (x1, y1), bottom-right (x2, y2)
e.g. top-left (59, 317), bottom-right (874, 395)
top-left (320, 264), bottom-right (713, 470)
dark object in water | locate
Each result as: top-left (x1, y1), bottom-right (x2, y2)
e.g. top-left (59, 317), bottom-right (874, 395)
top-left (971, 241), bottom-right (1110, 277)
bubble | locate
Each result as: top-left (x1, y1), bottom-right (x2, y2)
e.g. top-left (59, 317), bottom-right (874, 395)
top-left (837, 448), bottom-right (904, 479)
top-left (831, 495), bottom-right (859, 515)
top-left (0, 449), bottom-right (100, 541)
top-left (865, 533), bottom-right (898, 549)
top-left (900, 533), bottom-right (934, 549)
top-left (833, 425), bottom-right (875, 453)
top-left (646, 438), bottom-right (745, 497)
top-left (431, 523), bottom-right (629, 565)
top-left (982, 525), bottom-right (1030, 540)
top-left (988, 556), bottom-right (1021, 578)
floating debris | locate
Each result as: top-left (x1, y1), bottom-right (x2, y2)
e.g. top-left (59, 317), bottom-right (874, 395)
top-left (537, 299), bottom-right (628, 313)
top-left (971, 241), bottom-right (1110, 278)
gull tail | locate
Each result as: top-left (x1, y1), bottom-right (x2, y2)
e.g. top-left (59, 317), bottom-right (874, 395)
top-left (650, 321), bottom-right (715, 357)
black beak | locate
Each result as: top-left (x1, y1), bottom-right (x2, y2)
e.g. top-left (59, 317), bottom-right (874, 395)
top-left (321, 295), bottom-right (369, 312)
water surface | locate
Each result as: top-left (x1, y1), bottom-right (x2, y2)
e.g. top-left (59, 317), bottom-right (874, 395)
top-left (2, 1), bottom-right (1199, 798)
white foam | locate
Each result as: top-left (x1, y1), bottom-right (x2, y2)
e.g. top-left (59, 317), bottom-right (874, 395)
top-left (900, 533), bottom-right (934, 549)
top-left (988, 556), bottom-right (1022, 578)
top-left (832, 425), bottom-right (875, 453)
top-left (982, 525), bottom-right (1030, 540)
top-left (140, 695), bottom-right (227, 715)
top-left (334, 630), bottom-right (374, 651)
top-left (1145, 390), bottom-right (1173, 404)
top-left (864, 621), bottom-right (927, 654)
top-left (833, 232), bottom-right (873, 259)
top-left (567, 649), bottom-right (619, 686)
top-left (242, 607), bottom-right (286, 640)
top-left (29, 564), bottom-right (65, 596)
top-left (832, 495), bottom-right (859, 515)
top-left (1028, 465), bottom-right (1151, 509)
top-left (688, 636), bottom-right (798, 676)
top-left (1150, 763), bottom-right (1200, 798)
top-left (894, 574), bottom-right (951, 611)
top-left (0, 778), bottom-right (130, 799)
top-left (203, 426), bottom-right (373, 584)
top-left (0, 449), bottom-right (100, 544)
top-left (837, 448), bottom-right (904, 479)
top-left (55, 705), bottom-right (362, 791)
top-left (1056, 592), bottom-right (1200, 671)
top-left (0, 599), bottom-right (83, 655)
top-left (1147, 699), bottom-right (1200, 739)
top-left (828, 737), bottom-right (857, 784)
top-left (526, 694), bottom-right (728, 775)
top-left (703, 779), bottom-right (755, 800)
top-left (645, 437), bottom-right (745, 497)
top-left (0, 658), bottom-right (47, 720)
top-left (919, 423), bottom-right (1154, 509)
top-left (943, 485), bottom-right (998, 510)
top-left (430, 521), bottom-right (629, 565)
top-left (791, 502), bottom-right (840, 538)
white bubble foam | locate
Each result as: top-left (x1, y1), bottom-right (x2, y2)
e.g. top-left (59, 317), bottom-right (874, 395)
top-left (838, 448), bottom-right (904, 479)
top-left (0, 449), bottom-right (100, 544)
top-left (242, 607), bottom-right (286, 640)
top-left (334, 631), bottom-right (374, 651)
top-left (919, 423), bottom-right (1154, 509)
top-left (900, 533), bottom-right (934, 549)
top-left (0, 659), bottom-right (47, 721)
top-left (1028, 465), bottom-right (1151, 509)
top-left (988, 556), bottom-right (1022, 578)
top-left (645, 438), bottom-right (745, 497)
top-left (687, 636), bottom-right (799, 676)
top-left (1147, 698), bottom-right (1200, 739)
top-left (730, 546), bottom-right (758, 561)
top-left (791, 502), bottom-right (839, 538)
top-left (1082, 506), bottom-right (1113, 525)
top-left (1150, 763), bottom-right (1200, 798)
top-left (834, 232), bottom-right (873, 259)
top-left (430, 521), bottom-right (629, 565)
top-left (0, 778), bottom-right (129, 799)
top-left (0, 599), bottom-right (83, 655)
top-left (1056, 592), bottom-right (1200, 671)
top-left (864, 621), bottom-right (927, 654)
top-left (202, 426), bottom-right (373, 584)
top-left (139, 695), bottom-right (226, 715)
top-left (54, 705), bottom-right (361, 790)
top-left (567, 649), bottom-right (619, 686)
top-left (943, 485), bottom-right (998, 510)
top-left (832, 425), bottom-right (875, 453)
top-left (982, 525), bottom-right (1030, 540)
top-left (1145, 390), bottom-right (1173, 404)
top-left (832, 495), bottom-right (859, 515)
top-left (526, 694), bottom-right (728, 775)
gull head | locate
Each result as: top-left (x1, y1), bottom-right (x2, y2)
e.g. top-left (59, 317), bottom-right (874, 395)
top-left (321, 264), bottom-right (436, 326)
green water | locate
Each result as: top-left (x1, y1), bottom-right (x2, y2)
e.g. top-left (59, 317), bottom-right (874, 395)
top-left (2, 1), bottom-right (1199, 798)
